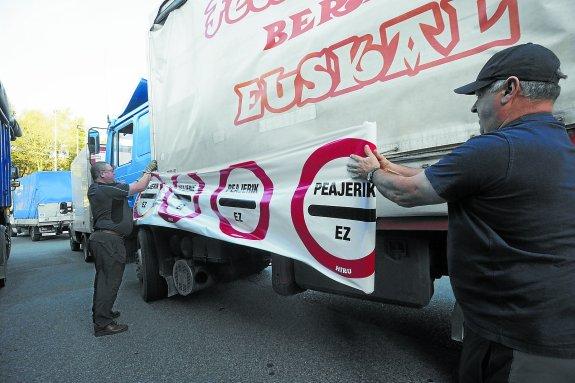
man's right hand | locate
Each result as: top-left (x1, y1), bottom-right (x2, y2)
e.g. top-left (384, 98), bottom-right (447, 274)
top-left (144, 160), bottom-right (158, 174)
top-left (372, 150), bottom-right (391, 170)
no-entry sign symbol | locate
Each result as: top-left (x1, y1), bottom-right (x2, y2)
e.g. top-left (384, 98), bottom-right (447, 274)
top-left (210, 161), bottom-right (273, 240)
top-left (291, 138), bottom-right (376, 278)
top-left (134, 174), bottom-right (164, 219)
top-left (157, 173), bottom-right (205, 223)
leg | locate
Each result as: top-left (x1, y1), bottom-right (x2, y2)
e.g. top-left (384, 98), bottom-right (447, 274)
top-left (103, 254), bottom-right (125, 318)
top-left (459, 326), bottom-right (492, 383)
top-left (508, 350), bottom-right (575, 383)
top-left (91, 239), bottom-right (125, 327)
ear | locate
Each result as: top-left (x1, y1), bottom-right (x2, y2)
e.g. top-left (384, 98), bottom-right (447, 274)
top-left (500, 76), bottom-right (520, 105)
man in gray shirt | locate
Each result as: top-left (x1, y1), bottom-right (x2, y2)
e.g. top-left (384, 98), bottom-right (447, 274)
top-left (88, 160), bottom-right (157, 337)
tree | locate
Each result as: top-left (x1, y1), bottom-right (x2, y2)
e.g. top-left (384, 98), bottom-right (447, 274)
top-left (11, 109), bottom-right (86, 176)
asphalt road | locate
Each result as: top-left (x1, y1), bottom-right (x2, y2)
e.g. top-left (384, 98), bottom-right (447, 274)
top-left (0, 236), bottom-right (460, 383)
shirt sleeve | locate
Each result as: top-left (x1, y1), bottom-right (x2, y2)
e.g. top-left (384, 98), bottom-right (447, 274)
top-left (424, 133), bottom-right (511, 202)
top-left (100, 183), bottom-right (130, 199)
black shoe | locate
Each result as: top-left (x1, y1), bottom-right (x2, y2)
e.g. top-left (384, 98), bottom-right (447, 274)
top-left (111, 310), bottom-right (120, 319)
top-left (94, 322), bottom-right (128, 337)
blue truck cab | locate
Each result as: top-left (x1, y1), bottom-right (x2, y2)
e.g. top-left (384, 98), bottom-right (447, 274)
top-left (0, 80), bottom-right (22, 287)
top-left (71, 79), bottom-right (151, 261)
top-left (104, 78), bottom-right (151, 206)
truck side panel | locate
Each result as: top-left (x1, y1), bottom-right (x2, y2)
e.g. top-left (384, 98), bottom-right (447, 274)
top-left (70, 148), bottom-right (92, 234)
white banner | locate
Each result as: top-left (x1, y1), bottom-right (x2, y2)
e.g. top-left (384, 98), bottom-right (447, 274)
top-left (145, 0), bottom-right (575, 293)
top-left (136, 122), bottom-right (377, 293)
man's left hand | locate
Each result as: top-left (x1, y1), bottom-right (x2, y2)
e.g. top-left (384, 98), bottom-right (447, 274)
top-left (348, 145), bottom-right (380, 180)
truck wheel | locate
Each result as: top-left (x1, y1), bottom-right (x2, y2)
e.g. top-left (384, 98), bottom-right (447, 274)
top-left (0, 225), bottom-right (7, 288)
top-left (31, 226), bottom-right (41, 242)
top-left (69, 233), bottom-right (81, 251)
top-left (138, 228), bottom-right (167, 302)
top-left (82, 235), bottom-right (93, 262)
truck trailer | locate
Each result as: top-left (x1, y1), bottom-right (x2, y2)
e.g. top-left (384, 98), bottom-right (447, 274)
top-left (11, 171), bottom-right (73, 241)
top-left (87, 0), bottom-right (575, 337)
top-left (0, 80), bottom-right (22, 287)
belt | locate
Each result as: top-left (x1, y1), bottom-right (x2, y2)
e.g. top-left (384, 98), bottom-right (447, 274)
top-left (95, 229), bottom-right (124, 238)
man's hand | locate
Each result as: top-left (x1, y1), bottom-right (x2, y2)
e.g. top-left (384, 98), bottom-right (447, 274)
top-left (373, 150), bottom-right (391, 170)
top-left (143, 160), bottom-right (158, 174)
top-left (347, 145), bottom-right (380, 180)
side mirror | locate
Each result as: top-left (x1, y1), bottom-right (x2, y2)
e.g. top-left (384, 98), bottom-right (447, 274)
top-left (10, 120), bottom-right (22, 140)
top-left (11, 180), bottom-right (20, 190)
top-left (60, 202), bottom-right (72, 214)
top-left (87, 128), bottom-right (100, 155)
top-left (10, 165), bottom-right (19, 180)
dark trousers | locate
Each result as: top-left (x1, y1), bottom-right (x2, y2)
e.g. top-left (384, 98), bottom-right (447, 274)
top-left (90, 232), bottom-right (126, 327)
top-left (459, 326), bottom-right (575, 383)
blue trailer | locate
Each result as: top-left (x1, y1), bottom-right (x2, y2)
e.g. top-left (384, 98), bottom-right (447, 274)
top-left (11, 171), bottom-right (73, 241)
top-left (0, 80), bottom-right (22, 287)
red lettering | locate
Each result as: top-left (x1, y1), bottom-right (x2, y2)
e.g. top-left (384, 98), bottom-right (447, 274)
top-left (262, 68), bottom-right (298, 112)
top-left (205, 0), bottom-right (286, 39)
top-left (263, 20), bottom-right (288, 50)
top-left (204, 0), bottom-right (224, 38)
top-left (289, 9), bottom-right (315, 39)
top-left (296, 51), bottom-right (335, 105)
top-left (234, 0), bottom-right (521, 126)
top-left (234, 80), bottom-right (264, 125)
top-left (225, 0), bottom-right (249, 24)
top-left (331, 36), bottom-right (390, 96)
top-left (319, 0), bottom-right (364, 25)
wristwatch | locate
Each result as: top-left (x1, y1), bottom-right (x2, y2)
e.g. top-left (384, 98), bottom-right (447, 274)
top-left (366, 168), bottom-right (379, 183)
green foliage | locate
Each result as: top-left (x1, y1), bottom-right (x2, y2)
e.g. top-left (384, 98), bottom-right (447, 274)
top-left (11, 110), bottom-right (86, 176)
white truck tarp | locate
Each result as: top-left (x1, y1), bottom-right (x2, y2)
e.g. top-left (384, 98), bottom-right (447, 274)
top-left (142, 0), bottom-right (575, 292)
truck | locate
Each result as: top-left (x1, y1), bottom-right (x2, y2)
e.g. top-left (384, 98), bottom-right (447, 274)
top-left (69, 79), bottom-right (151, 262)
top-left (0, 80), bottom-right (22, 287)
top-left (87, 0), bottom-right (575, 337)
top-left (11, 171), bottom-right (73, 241)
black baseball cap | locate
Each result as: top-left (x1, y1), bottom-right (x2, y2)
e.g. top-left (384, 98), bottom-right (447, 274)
top-left (454, 43), bottom-right (561, 95)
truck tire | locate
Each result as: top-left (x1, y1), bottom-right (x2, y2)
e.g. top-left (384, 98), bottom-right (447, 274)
top-left (0, 225), bottom-right (6, 288)
top-left (31, 226), bottom-right (41, 242)
top-left (138, 228), bottom-right (167, 302)
top-left (69, 232), bottom-right (81, 251)
top-left (82, 235), bottom-right (93, 262)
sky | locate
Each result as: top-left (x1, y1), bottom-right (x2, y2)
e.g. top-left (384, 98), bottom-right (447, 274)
top-left (0, 0), bottom-right (162, 128)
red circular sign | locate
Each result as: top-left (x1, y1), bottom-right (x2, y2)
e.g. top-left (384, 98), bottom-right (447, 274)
top-left (158, 173), bottom-right (205, 223)
top-left (291, 138), bottom-right (376, 278)
top-left (133, 173), bottom-right (164, 220)
top-left (210, 161), bottom-right (273, 240)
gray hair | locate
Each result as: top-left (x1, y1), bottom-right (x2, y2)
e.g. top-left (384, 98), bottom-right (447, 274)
top-left (90, 161), bottom-right (109, 181)
top-left (486, 69), bottom-right (568, 101)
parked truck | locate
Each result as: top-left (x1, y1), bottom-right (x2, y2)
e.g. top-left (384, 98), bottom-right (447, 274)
top-left (86, 0), bottom-right (575, 336)
top-left (0, 80), bottom-right (22, 287)
top-left (11, 171), bottom-right (73, 241)
top-left (69, 79), bottom-right (151, 261)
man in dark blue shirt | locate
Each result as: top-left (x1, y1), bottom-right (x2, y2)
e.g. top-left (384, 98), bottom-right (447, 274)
top-left (348, 43), bottom-right (575, 382)
top-left (88, 160), bottom-right (157, 337)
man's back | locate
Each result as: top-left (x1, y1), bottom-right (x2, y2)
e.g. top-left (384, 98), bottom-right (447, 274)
top-left (88, 181), bottom-right (132, 237)
top-left (427, 112), bottom-right (575, 357)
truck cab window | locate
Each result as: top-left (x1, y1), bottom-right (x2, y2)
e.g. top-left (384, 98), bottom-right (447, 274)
top-left (114, 123), bottom-right (133, 167)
